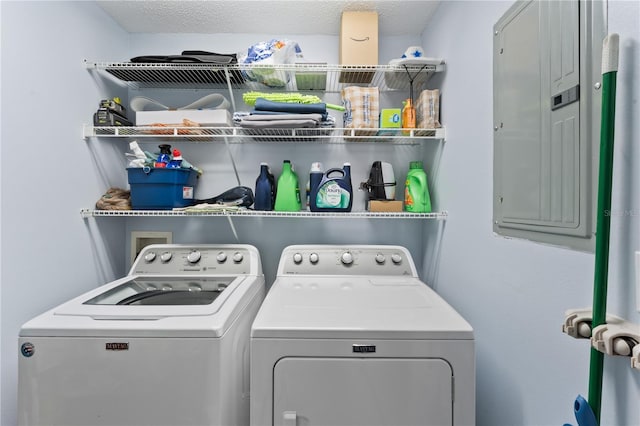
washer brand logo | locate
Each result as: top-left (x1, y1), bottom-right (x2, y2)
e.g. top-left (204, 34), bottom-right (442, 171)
top-left (105, 342), bottom-right (129, 351)
top-left (352, 344), bottom-right (376, 353)
top-left (21, 342), bottom-right (35, 358)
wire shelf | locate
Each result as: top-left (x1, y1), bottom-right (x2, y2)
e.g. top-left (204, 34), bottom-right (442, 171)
top-left (84, 124), bottom-right (445, 144)
top-left (86, 61), bottom-right (445, 92)
top-left (81, 209), bottom-right (448, 220)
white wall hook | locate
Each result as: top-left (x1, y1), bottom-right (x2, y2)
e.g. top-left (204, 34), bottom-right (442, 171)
top-left (632, 344), bottom-right (640, 371)
top-left (591, 319), bottom-right (640, 371)
top-left (562, 308), bottom-right (623, 339)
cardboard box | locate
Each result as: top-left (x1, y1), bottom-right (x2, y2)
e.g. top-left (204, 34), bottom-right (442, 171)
top-left (128, 168), bottom-right (198, 210)
top-left (135, 109), bottom-right (232, 127)
top-left (380, 109), bottom-right (401, 128)
top-left (340, 11), bottom-right (378, 65)
top-left (369, 200), bottom-right (404, 212)
top-left (339, 11), bottom-right (378, 83)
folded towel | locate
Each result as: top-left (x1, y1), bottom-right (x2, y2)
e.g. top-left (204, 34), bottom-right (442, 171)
top-left (254, 98), bottom-right (327, 115)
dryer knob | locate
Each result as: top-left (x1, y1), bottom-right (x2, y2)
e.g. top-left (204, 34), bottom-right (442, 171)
top-left (216, 252), bottom-right (227, 263)
top-left (309, 253), bottom-right (319, 264)
top-left (293, 253), bottom-right (303, 264)
top-left (340, 251), bottom-right (354, 265)
top-left (144, 252), bottom-right (156, 262)
top-left (375, 253), bottom-right (386, 264)
top-left (233, 252), bottom-right (244, 263)
top-left (160, 252), bottom-right (173, 263)
top-left (187, 250), bottom-right (202, 264)
top-left (391, 254), bottom-right (403, 264)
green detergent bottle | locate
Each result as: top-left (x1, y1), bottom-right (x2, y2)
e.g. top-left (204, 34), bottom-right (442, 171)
top-left (274, 160), bottom-right (301, 211)
top-left (404, 161), bottom-right (432, 213)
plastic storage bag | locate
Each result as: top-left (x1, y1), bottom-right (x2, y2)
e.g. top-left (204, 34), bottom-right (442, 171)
top-left (239, 39), bottom-right (303, 88)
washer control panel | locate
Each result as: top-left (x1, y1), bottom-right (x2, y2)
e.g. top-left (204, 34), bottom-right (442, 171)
top-left (278, 245), bottom-right (417, 277)
top-left (130, 244), bottom-right (258, 276)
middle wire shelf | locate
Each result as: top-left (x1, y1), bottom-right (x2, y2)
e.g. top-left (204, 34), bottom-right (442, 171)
top-left (81, 209), bottom-right (448, 219)
top-left (83, 125), bottom-right (446, 144)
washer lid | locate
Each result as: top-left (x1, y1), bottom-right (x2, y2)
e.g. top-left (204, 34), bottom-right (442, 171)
top-left (20, 275), bottom-right (264, 338)
top-left (251, 276), bottom-right (473, 340)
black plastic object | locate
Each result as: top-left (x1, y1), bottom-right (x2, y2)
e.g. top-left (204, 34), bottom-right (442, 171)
top-left (361, 161), bottom-right (391, 200)
top-left (194, 186), bottom-right (255, 207)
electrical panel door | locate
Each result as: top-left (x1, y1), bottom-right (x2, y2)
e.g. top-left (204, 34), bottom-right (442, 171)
top-left (493, 0), bottom-right (600, 250)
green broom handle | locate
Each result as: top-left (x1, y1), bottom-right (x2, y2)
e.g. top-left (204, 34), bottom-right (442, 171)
top-left (588, 33), bottom-right (619, 424)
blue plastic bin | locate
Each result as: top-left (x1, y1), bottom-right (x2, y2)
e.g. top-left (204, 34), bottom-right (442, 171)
top-left (127, 167), bottom-right (198, 210)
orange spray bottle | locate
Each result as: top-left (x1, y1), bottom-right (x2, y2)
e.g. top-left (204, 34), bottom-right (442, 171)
top-left (402, 98), bottom-right (416, 135)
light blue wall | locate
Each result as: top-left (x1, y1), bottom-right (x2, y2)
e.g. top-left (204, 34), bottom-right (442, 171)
top-left (422, 1), bottom-right (640, 425)
top-left (0, 2), bottom-right (130, 424)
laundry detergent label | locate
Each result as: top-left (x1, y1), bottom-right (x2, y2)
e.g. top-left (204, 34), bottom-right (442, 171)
top-left (316, 182), bottom-right (350, 208)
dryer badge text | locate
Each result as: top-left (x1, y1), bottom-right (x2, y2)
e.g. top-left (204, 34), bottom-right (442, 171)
top-left (352, 344), bottom-right (376, 353)
top-left (105, 342), bottom-right (129, 351)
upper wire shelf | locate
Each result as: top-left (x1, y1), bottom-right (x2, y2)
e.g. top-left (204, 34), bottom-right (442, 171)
top-left (85, 61), bottom-right (445, 92)
top-left (83, 124), bottom-right (445, 144)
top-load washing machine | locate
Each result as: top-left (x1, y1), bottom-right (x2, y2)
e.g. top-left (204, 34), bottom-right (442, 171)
top-left (18, 244), bottom-right (265, 426)
top-left (251, 245), bottom-right (475, 426)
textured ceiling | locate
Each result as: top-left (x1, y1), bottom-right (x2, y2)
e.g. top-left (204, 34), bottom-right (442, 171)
top-left (96, 1), bottom-right (440, 36)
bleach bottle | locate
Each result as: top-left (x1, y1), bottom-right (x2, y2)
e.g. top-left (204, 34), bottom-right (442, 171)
top-left (254, 162), bottom-right (276, 211)
top-left (274, 160), bottom-right (301, 212)
top-left (404, 161), bottom-right (432, 213)
top-left (311, 163), bottom-right (353, 212)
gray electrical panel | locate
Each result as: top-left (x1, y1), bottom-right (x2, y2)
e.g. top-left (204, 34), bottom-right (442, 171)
top-left (493, 0), bottom-right (605, 251)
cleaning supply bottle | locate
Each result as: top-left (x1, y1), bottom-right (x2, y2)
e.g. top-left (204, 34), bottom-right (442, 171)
top-left (254, 162), bottom-right (276, 211)
top-left (404, 161), bottom-right (431, 213)
top-left (402, 98), bottom-right (416, 136)
top-left (306, 162), bottom-right (323, 211)
top-left (167, 149), bottom-right (183, 168)
top-left (274, 160), bottom-right (301, 212)
top-left (156, 144), bottom-right (172, 168)
top-left (311, 162), bottom-right (353, 212)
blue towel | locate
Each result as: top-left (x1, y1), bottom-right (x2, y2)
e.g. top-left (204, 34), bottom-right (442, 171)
top-left (254, 98), bottom-right (327, 115)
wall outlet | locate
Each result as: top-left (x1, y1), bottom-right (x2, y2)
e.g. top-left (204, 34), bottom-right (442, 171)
top-left (130, 231), bottom-right (172, 266)
top-left (636, 251), bottom-right (640, 313)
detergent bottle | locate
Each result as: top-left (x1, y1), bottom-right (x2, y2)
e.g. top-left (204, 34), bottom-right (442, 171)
top-left (404, 161), bottom-right (431, 213)
top-left (311, 162), bottom-right (353, 212)
top-left (402, 98), bottom-right (416, 136)
top-left (274, 160), bottom-right (301, 211)
top-left (306, 162), bottom-right (323, 211)
top-left (254, 162), bottom-right (276, 211)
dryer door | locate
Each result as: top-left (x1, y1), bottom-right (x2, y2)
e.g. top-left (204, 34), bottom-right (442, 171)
top-left (273, 357), bottom-right (453, 426)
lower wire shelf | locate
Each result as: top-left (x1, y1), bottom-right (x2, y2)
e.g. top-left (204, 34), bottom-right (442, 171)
top-left (80, 209), bottom-right (448, 219)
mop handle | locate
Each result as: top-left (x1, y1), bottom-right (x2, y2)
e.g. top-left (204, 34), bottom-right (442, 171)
top-left (588, 33), bottom-right (619, 424)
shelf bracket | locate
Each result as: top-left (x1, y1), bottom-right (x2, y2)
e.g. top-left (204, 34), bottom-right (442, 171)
top-left (403, 64), bottom-right (429, 104)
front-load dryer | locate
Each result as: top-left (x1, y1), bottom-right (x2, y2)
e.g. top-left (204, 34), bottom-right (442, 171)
top-left (18, 244), bottom-right (265, 426)
top-left (250, 245), bottom-right (475, 426)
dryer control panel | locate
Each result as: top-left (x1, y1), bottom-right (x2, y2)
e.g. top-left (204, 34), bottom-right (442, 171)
top-left (130, 244), bottom-right (261, 276)
top-left (278, 245), bottom-right (418, 277)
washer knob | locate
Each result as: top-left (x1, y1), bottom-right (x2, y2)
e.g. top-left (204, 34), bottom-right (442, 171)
top-left (341, 251), bottom-right (354, 265)
top-left (391, 254), bottom-right (403, 264)
top-left (309, 253), bottom-right (319, 264)
top-left (293, 253), bottom-right (303, 264)
top-left (216, 252), bottom-right (227, 263)
top-left (160, 252), bottom-right (173, 263)
top-left (144, 252), bottom-right (156, 262)
top-left (375, 253), bottom-right (386, 264)
top-left (187, 250), bottom-right (201, 264)
top-left (233, 252), bottom-right (244, 263)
